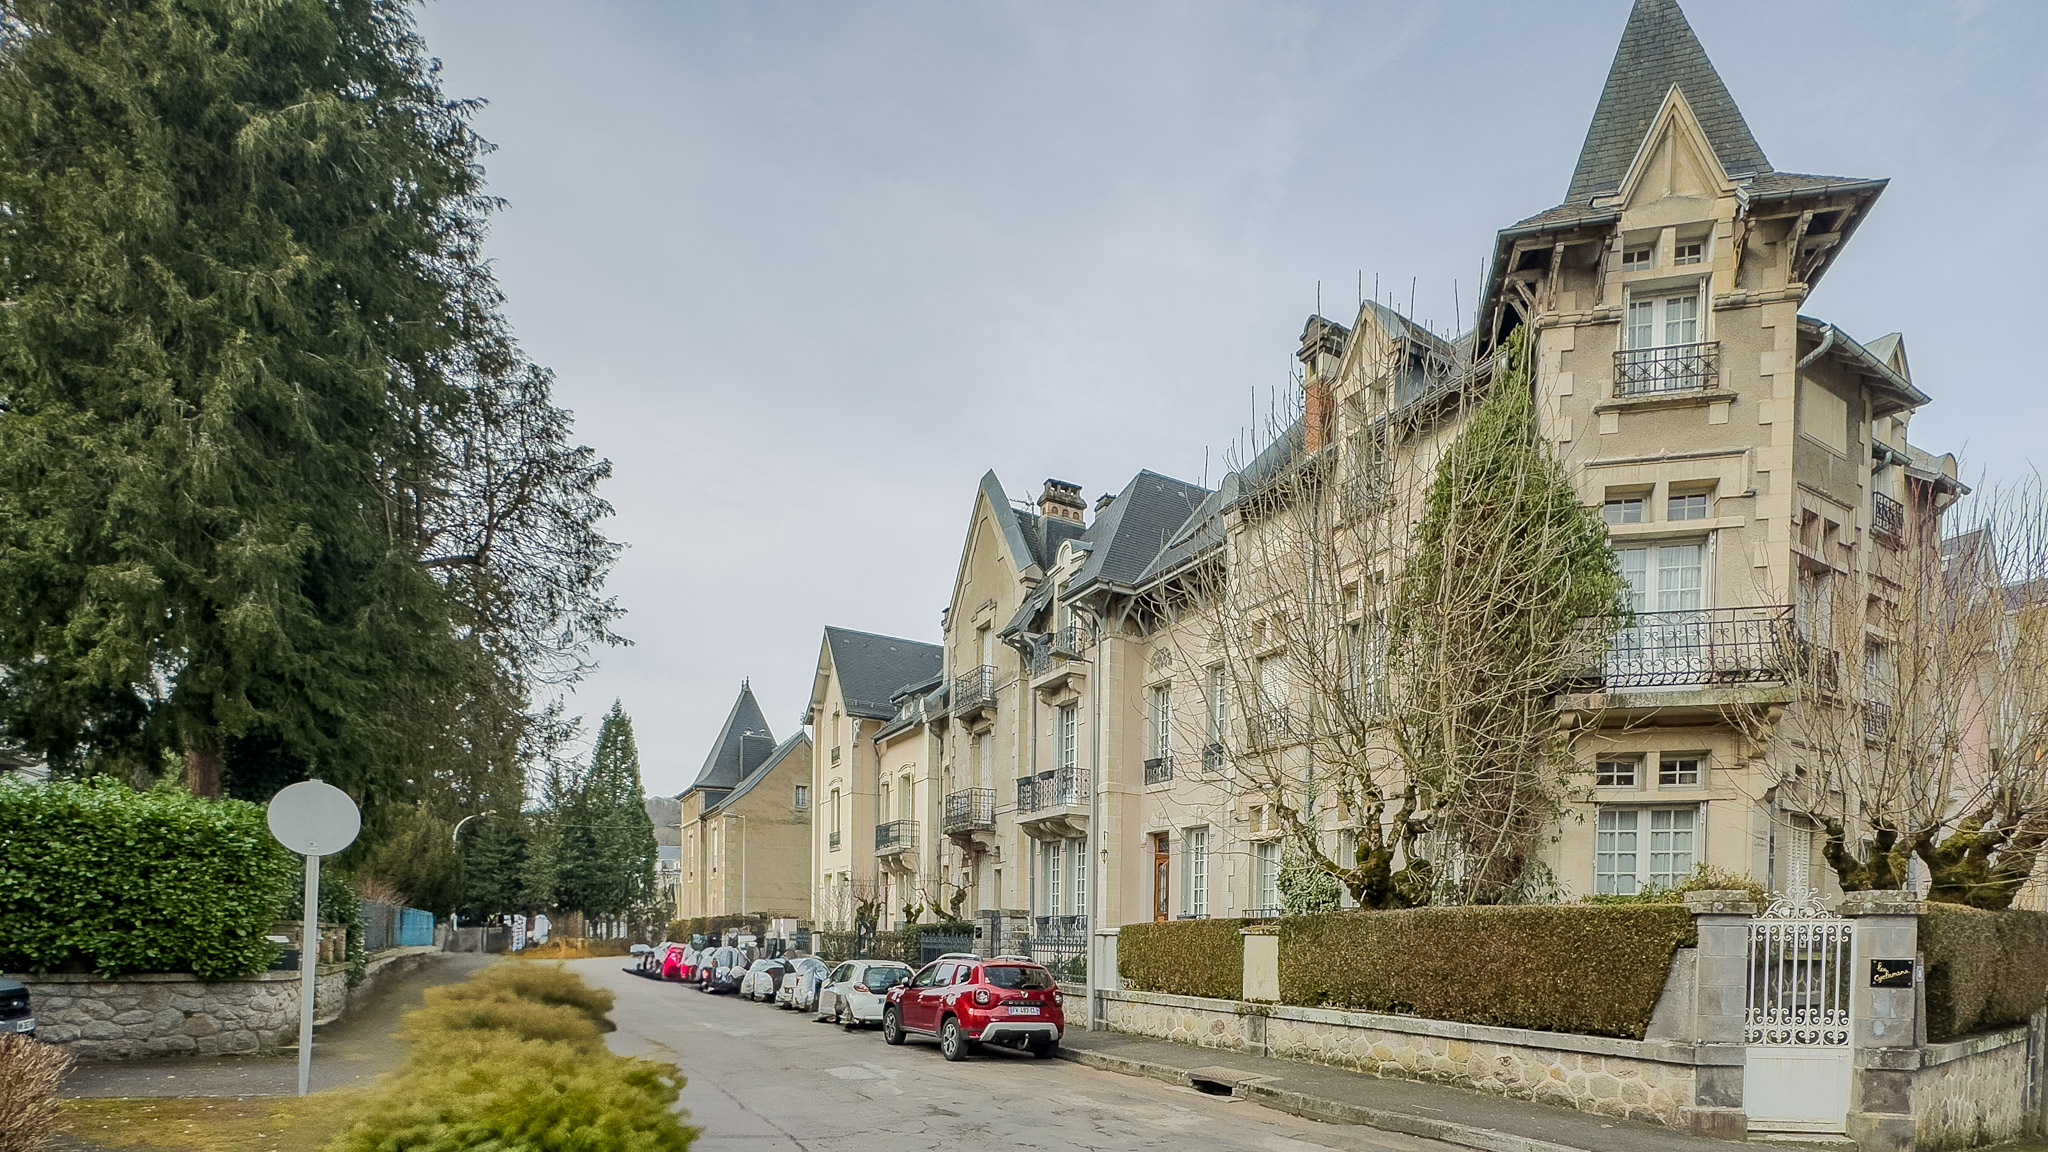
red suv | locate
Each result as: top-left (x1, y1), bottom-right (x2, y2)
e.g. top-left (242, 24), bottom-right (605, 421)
top-left (882, 954), bottom-right (1063, 1061)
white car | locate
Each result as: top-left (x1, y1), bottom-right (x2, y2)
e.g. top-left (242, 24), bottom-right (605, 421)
top-left (816, 960), bottom-right (913, 1029)
top-left (737, 958), bottom-right (789, 1002)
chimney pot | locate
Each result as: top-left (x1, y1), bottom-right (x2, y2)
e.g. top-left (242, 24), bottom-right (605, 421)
top-left (1038, 479), bottom-right (1087, 525)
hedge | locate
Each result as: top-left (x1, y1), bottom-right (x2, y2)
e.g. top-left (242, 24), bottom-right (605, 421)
top-left (1119, 920), bottom-right (1248, 999)
top-left (0, 779), bottom-right (298, 979)
top-left (1279, 905), bottom-right (1696, 1039)
top-left (1920, 903), bottom-right (2048, 1042)
top-left (665, 915), bottom-right (762, 944)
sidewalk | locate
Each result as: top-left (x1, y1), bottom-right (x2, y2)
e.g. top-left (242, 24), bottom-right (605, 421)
top-left (60, 951), bottom-right (493, 1098)
top-left (1057, 1028), bottom-right (1802, 1152)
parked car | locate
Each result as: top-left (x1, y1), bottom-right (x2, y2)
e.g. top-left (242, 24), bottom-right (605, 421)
top-left (816, 959), bottom-right (913, 1029)
top-left (679, 945), bottom-right (701, 981)
top-left (698, 946), bottom-right (747, 993)
top-left (660, 942), bottom-right (687, 980)
top-left (0, 979), bottom-right (33, 1038)
top-left (776, 957), bottom-right (832, 1011)
top-left (883, 957), bottom-right (1062, 1060)
top-left (628, 943), bottom-right (659, 977)
top-left (738, 958), bottom-right (790, 1001)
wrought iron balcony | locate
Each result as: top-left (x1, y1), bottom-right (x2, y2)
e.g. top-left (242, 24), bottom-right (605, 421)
top-left (874, 819), bottom-right (917, 856)
top-left (942, 788), bottom-right (995, 834)
top-left (1051, 625), bottom-right (1088, 656)
top-left (952, 665), bottom-right (997, 715)
top-left (1614, 341), bottom-right (1720, 397)
top-left (828, 829), bottom-right (841, 850)
top-left (1590, 605), bottom-right (1793, 689)
top-left (1863, 699), bottom-right (1893, 745)
top-left (1143, 755), bottom-right (1173, 785)
top-left (1202, 741), bottom-right (1227, 773)
top-left (1017, 767), bottom-right (1089, 813)
top-left (1872, 492), bottom-right (1905, 543)
top-left (1245, 707), bottom-right (1294, 750)
top-left (1029, 628), bottom-right (1090, 677)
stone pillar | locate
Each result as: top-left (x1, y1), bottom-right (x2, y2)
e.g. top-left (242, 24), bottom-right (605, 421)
top-left (1241, 924), bottom-right (1279, 1002)
top-left (1841, 891), bottom-right (1922, 1152)
top-left (1680, 890), bottom-right (1757, 1140)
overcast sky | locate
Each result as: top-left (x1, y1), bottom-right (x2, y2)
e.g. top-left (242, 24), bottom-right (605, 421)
top-left (411, 0), bottom-right (2048, 798)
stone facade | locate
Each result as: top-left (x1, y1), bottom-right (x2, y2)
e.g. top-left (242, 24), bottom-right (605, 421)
top-left (1909, 1029), bottom-right (2032, 1152)
top-left (1100, 988), bottom-right (1699, 1127)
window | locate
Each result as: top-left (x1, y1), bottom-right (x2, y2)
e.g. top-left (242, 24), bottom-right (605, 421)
top-left (1669, 493), bottom-right (1709, 521)
top-left (1148, 684), bottom-right (1173, 758)
top-left (1603, 497), bottom-right (1644, 525)
top-left (1616, 543), bottom-right (1704, 613)
top-left (1595, 806), bottom-right (1698, 895)
top-left (1252, 840), bottom-right (1280, 911)
top-left (1044, 841), bottom-right (1062, 915)
top-left (829, 789), bottom-right (841, 834)
top-left (1622, 246), bottom-right (1653, 271)
top-left (1673, 241), bottom-right (1703, 266)
top-left (1056, 704), bottom-right (1079, 771)
top-left (976, 732), bottom-right (993, 788)
top-left (1205, 666), bottom-right (1228, 740)
top-left (1070, 837), bottom-right (1087, 915)
top-left (1183, 827), bottom-right (1209, 917)
top-left (1626, 291), bottom-right (1700, 349)
top-left (899, 773), bottom-right (912, 820)
top-left (1257, 655), bottom-right (1287, 710)
top-left (794, 785), bottom-right (809, 809)
top-left (1596, 757), bottom-right (1640, 787)
top-left (1659, 755), bottom-right (1703, 787)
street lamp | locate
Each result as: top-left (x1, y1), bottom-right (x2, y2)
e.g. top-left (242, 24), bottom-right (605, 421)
top-left (451, 811), bottom-right (496, 845)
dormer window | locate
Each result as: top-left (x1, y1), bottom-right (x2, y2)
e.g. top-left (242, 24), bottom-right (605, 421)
top-left (1673, 241), bottom-right (1703, 266)
top-left (1622, 247), bottom-right (1653, 271)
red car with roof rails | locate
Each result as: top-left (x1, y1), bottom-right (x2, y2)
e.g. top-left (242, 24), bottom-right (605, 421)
top-left (881, 953), bottom-right (1063, 1061)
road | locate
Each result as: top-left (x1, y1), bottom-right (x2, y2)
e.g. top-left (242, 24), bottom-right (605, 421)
top-left (569, 957), bottom-right (1457, 1152)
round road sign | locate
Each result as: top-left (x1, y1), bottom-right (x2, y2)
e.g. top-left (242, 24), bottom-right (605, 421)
top-left (266, 780), bottom-right (361, 857)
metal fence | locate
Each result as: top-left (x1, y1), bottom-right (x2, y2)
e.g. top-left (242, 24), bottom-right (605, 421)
top-left (361, 900), bottom-right (436, 952)
top-left (1023, 933), bottom-right (1086, 983)
top-left (917, 933), bottom-right (975, 967)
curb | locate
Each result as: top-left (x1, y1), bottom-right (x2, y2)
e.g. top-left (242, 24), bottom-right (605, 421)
top-left (1056, 1046), bottom-right (1589, 1152)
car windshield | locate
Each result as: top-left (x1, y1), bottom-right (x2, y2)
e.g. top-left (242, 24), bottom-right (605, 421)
top-left (862, 967), bottom-right (909, 992)
top-left (983, 965), bottom-right (1054, 990)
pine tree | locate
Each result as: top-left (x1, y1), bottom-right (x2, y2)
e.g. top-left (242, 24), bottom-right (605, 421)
top-left (553, 703), bottom-right (656, 921)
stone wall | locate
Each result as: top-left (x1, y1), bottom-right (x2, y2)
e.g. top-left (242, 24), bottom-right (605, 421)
top-left (1100, 988), bottom-right (1700, 1127)
top-left (1909, 1028), bottom-right (2032, 1152)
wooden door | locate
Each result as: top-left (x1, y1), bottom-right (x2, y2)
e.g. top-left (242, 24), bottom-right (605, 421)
top-left (1152, 834), bottom-right (1171, 922)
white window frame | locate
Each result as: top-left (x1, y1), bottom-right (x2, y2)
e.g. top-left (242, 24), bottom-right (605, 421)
top-left (1595, 805), bottom-right (1700, 895)
top-left (1252, 840), bottom-right (1280, 911)
top-left (1071, 838), bottom-right (1087, 916)
top-left (1205, 665), bottom-right (1228, 742)
top-left (1148, 683), bottom-right (1173, 759)
top-left (794, 784), bottom-right (809, 809)
top-left (1183, 827), bottom-right (1209, 917)
top-left (1056, 704), bottom-right (1079, 771)
top-left (1045, 841), bottom-right (1062, 915)
top-left (1625, 287), bottom-right (1703, 350)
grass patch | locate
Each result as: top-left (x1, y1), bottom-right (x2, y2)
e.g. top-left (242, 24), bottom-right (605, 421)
top-left (61, 1093), bottom-right (365, 1152)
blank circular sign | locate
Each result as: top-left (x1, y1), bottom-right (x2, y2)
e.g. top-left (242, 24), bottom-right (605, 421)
top-left (267, 781), bottom-right (361, 857)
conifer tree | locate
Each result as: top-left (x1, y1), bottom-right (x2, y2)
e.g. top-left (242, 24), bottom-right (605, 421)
top-left (553, 702), bottom-right (656, 921)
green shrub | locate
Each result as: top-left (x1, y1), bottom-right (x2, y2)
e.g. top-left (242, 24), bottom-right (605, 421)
top-left (1119, 920), bottom-right (1248, 999)
top-left (0, 779), bottom-right (298, 978)
top-left (406, 989), bottom-right (605, 1053)
top-left (1580, 863), bottom-right (1766, 907)
top-left (328, 1032), bottom-right (694, 1152)
top-left (447, 962), bottom-right (617, 1029)
top-left (1920, 904), bottom-right (2048, 1042)
top-left (1279, 905), bottom-right (1695, 1039)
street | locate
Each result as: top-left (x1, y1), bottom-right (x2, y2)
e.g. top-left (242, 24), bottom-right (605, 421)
top-left (570, 958), bottom-right (1458, 1152)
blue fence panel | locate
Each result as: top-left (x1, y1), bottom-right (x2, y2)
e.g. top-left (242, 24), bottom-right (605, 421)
top-left (397, 907), bottom-right (436, 947)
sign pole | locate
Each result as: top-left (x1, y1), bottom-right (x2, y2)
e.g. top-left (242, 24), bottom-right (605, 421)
top-left (298, 852), bottom-right (320, 1097)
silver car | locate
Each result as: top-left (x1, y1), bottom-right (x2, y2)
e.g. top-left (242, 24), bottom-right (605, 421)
top-left (816, 960), bottom-right (912, 1029)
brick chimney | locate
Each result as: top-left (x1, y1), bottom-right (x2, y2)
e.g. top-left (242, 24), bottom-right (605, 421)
top-left (1038, 479), bottom-right (1086, 525)
top-left (1298, 315), bottom-right (1348, 453)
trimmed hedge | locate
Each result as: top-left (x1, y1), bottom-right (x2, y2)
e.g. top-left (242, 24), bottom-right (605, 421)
top-left (1279, 905), bottom-right (1696, 1039)
top-left (666, 915), bottom-right (761, 944)
top-left (1920, 903), bottom-right (2048, 1042)
top-left (0, 779), bottom-right (298, 979)
top-left (1119, 919), bottom-right (1248, 999)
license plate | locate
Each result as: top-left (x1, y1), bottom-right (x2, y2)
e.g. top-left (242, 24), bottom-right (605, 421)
top-left (10, 1019), bottom-right (32, 1033)
top-left (1007, 1005), bottom-right (1041, 1016)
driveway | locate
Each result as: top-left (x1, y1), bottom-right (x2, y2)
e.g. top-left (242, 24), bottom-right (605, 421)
top-left (567, 957), bottom-right (1460, 1152)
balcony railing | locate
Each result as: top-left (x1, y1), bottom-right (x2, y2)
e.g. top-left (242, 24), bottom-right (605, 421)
top-left (828, 829), bottom-right (841, 850)
top-left (1143, 755), bottom-right (1173, 785)
top-left (1591, 605), bottom-right (1793, 688)
top-left (1614, 341), bottom-right (1720, 397)
top-left (1017, 767), bottom-right (1089, 814)
top-left (942, 788), bottom-right (995, 833)
top-left (1863, 699), bottom-right (1893, 745)
top-left (952, 665), bottom-right (997, 714)
top-left (1872, 492), bottom-right (1905, 543)
top-left (874, 819), bottom-right (917, 855)
top-left (1202, 741), bottom-right (1227, 773)
top-left (1051, 625), bottom-right (1088, 655)
top-left (1246, 707), bottom-right (1294, 750)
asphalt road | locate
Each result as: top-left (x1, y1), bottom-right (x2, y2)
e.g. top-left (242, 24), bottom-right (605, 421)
top-left (569, 957), bottom-right (1458, 1152)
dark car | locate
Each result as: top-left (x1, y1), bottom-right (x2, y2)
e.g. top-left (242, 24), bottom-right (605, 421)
top-left (697, 946), bottom-right (748, 993)
top-left (883, 957), bottom-right (1062, 1060)
top-left (0, 978), bottom-right (34, 1038)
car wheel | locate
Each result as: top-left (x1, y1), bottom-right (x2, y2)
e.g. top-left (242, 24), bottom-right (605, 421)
top-left (1028, 1037), bottom-right (1058, 1059)
top-left (882, 1007), bottom-right (905, 1046)
top-left (940, 1016), bottom-right (972, 1062)
top-left (840, 1009), bottom-right (859, 1032)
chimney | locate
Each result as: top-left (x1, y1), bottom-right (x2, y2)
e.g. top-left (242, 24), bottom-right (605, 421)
top-left (1038, 479), bottom-right (1086, 525)
top-left (1094, 492), bottom-right (1117, 514)
top-left (740, 731), bottom-right (776, 774)
top-left (1298, 315), bottom-right (1347, 453)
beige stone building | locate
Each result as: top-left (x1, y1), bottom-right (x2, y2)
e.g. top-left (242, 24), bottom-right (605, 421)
top-left (675, 683), bottom-right (812, 920)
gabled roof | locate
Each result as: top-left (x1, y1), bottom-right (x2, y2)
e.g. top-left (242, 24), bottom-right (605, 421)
top-left (686, 684), bottom-right (773, 794)
top-left (1070, 471), bottom-right (1210, 593)
top-left (1566, 0), bottom-right (1768, 202)
top-left (1796, 316), bottom-right (1930, 417)
top-left (823, 626), bottom-right (943, 720)
top-left (706, 732), bottom-right (811, 814)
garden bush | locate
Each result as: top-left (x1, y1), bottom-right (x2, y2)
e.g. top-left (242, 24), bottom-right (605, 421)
top-left (1279, 905), bottom-right (1695, 1039)
top-left (0, 779), bottom-right (298, 978)
top-left (1119, 920), bottom-right (1248, 999)
top-left (0, 1033), bottom-right (71, 1152)
top-left (1920, 903), bottom-right (2048, 1042)
top-left (331, 964), bottom-right (694, 1152)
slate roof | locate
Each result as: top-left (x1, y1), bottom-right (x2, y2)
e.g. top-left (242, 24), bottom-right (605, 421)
top-left (686, 684), bottom-right (773, 794)
top-left (706, 732), bottom-right (810, 814)
top-left (1565, 0), bottom-right (1768, 202)
top-left (824, 626), bottom-right (943, 720)
top-left (1070, 471), bottom-right (1211, 593)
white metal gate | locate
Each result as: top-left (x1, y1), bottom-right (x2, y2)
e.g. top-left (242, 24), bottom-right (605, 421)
top-left (1743, 889), bottom-right (1854, 1133)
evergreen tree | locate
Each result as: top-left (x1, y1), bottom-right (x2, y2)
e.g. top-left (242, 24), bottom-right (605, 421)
top-left (554, 702), bottom-right (656, 921)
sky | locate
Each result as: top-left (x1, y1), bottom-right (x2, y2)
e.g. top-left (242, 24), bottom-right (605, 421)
top-left (410, 0), bottom-right (2048, 798)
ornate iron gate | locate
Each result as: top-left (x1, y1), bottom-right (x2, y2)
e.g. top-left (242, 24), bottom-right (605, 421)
top-left (1743, 889), bottom-right (1854, 1133)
